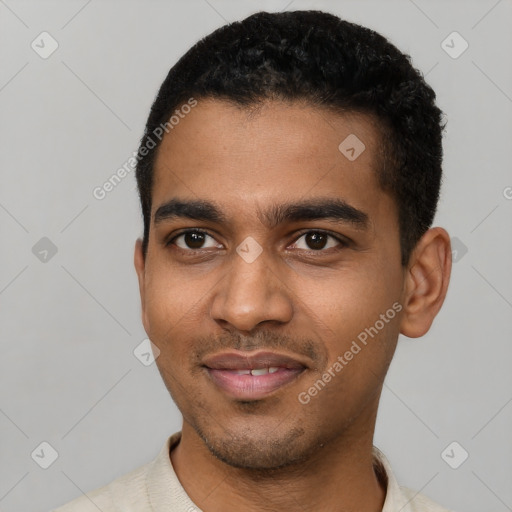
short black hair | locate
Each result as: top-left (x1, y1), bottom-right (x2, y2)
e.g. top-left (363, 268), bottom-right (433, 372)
top-left (135, 10), bottom-right (445, 266)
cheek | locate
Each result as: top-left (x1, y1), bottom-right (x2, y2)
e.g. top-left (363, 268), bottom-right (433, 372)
top-left (296, 285), bottom-right (400, 419)
top-left (143, 267), bottom-right (203, 343)
top-left (296, 262), bottom-right (402, 367)
top-left (303, 266), bottom-right (400, 327)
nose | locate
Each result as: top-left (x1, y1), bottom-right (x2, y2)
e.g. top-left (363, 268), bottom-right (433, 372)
top-left (210, 246), bottom-right (294, 333)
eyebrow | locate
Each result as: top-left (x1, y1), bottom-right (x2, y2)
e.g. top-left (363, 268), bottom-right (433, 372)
top-left (153, 197), bottom-right (369, 229)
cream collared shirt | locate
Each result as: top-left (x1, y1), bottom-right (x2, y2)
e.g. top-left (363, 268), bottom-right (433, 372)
top-left (53, 432), bottom-right (452, 512)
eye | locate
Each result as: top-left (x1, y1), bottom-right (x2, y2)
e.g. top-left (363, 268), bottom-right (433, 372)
top-left (168, 230), bottom-right (221, 250)
top-left (290, 231), bottom-right (347, 252)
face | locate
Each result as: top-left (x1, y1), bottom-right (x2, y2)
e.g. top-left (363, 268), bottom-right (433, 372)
top-left (135, 99), bottom-right (407, 470)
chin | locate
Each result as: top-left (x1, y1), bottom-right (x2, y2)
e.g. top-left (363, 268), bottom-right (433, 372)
top-left (197, 424), bottom-right (312, 471)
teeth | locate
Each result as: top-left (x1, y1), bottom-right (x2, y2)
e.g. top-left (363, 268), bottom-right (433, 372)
top-left (229, 367), bottom-right (281, 375)
top-left (251, 368), bottom-right (268, 376)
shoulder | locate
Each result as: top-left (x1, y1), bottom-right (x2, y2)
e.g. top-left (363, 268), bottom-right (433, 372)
top-left (400, 486), bottom-right (455, 512)
top-left (51, 460), bottom-right (152, 512)
top-left (372, 446), bottom-right (454, 512)
top-left (51, 433), bottom-right (182, 512)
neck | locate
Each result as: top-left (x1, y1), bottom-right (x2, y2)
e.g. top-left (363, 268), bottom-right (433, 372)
top-left (170, 405), bottom-right (386, 511)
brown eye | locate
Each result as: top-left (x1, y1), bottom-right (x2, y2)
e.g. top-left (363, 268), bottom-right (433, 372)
top-left (305, 232), bottom-right (329, 250)
top-left (183, 232), bottom-right (206, 249)
top-left (170, 230), bottom-right (220, 250)
top-left (291, 231), bottom-right (346, 252)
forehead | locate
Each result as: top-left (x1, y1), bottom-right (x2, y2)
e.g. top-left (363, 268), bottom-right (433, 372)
top-left (151, 98), bottom-right (390, 225)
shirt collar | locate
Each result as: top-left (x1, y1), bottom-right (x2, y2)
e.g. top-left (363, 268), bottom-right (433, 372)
top-left (147, 432), bottom-right (413, 511)
top-left (373, 445), bottom-right (419, 511)
top-left (146, 432), bottom-right (198, 512)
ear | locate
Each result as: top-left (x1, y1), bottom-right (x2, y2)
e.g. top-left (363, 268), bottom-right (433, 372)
top-left (134, 238), bottom-right (150, 333)
top-left (399, 227), bottom-right (452, 338)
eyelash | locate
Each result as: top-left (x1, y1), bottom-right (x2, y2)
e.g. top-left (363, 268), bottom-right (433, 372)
top-left (166, 229), bottom-right (350, 254)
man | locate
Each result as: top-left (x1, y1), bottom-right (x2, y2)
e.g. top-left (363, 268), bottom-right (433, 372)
top-left (54, 9), bottom-right (452, 512)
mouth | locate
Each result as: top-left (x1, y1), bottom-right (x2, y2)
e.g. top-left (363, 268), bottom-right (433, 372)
top-left (202, 350), bottom-right (308, 400)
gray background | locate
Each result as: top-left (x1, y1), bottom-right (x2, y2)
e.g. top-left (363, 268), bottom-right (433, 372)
top-left (1, 0), bottom-right (511, 511)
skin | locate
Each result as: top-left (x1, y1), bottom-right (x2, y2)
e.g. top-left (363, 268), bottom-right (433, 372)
top-left (134, 98), bottom-right (452, 512)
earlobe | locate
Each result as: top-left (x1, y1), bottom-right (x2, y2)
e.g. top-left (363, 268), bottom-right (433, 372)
top-left (134, 238), bottom-right (146, 287)
top-left (134, 238), bottom-right (149, 330)
top-left (399, 227), bottom-right (452, 338)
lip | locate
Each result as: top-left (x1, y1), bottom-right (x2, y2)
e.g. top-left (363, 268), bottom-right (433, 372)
top-left (203, 350), bottom-right (308, 400)
top-left (203, 350), bottom-right (308, 370)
